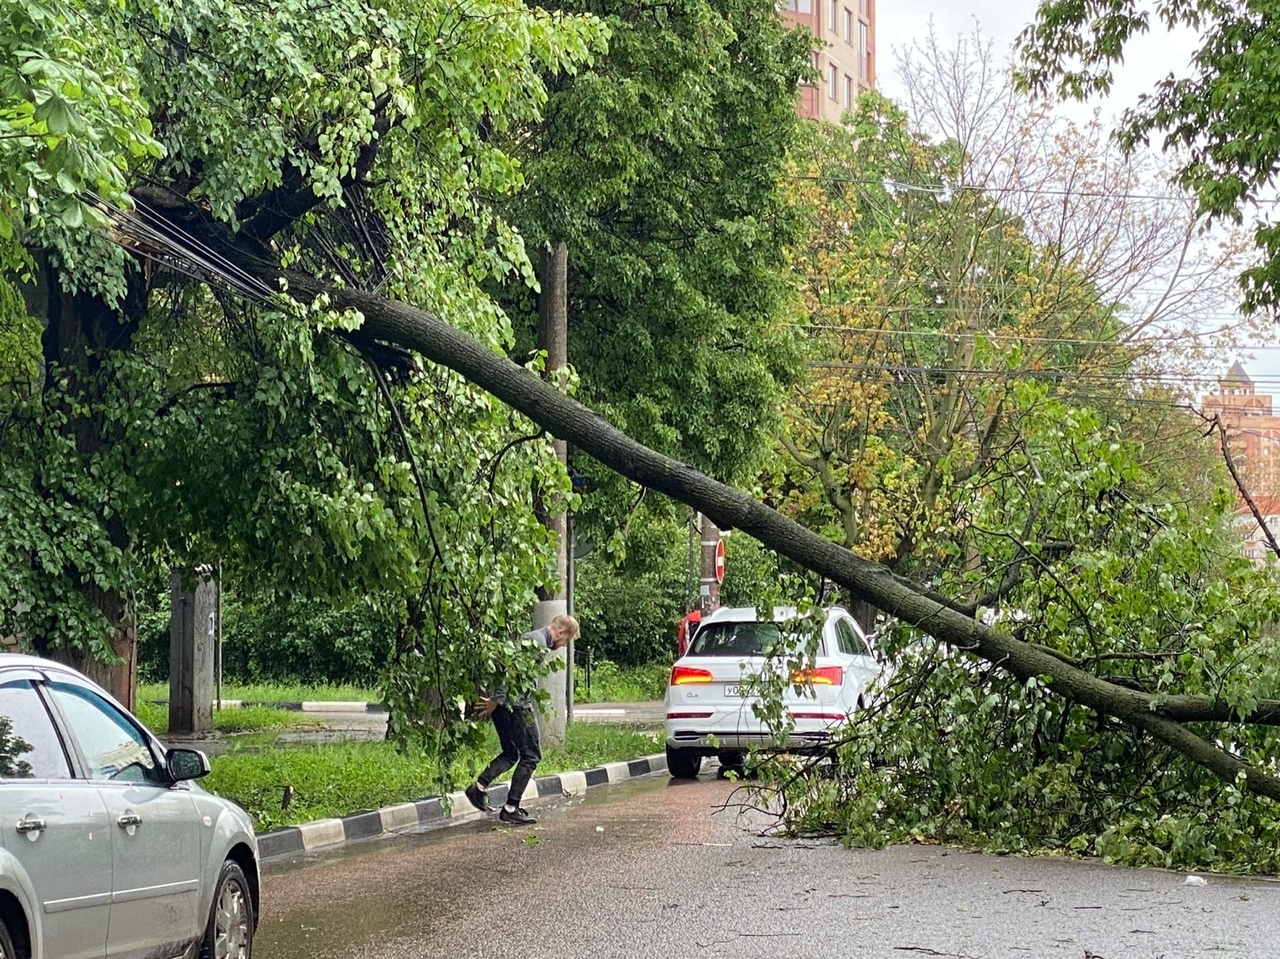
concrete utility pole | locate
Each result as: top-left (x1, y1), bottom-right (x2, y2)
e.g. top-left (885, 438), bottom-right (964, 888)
top-left (534, 241), bottom-right (569, 744)
top-left (699, 513), bottom-right (725, 613)
top-left (169, 565), bottom-right (217, 735)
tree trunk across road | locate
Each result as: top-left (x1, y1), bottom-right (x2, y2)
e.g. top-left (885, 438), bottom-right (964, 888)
top-left (256, 772), bottom-right (1278, 959)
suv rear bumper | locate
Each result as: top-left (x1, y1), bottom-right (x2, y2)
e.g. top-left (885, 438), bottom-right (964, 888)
top-left (664, 719), bottom-right (845, 754)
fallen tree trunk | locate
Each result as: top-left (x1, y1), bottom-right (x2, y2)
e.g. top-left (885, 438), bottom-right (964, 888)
top-left (251, 269), bottom-right (1280, 800)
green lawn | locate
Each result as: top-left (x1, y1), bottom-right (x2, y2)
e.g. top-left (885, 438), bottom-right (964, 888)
top-left (574, 661), bottom-right (669, 703)
top-left (135, 700), bottom-right (309, 735)
top-left (204, 724), bottom-right (663, 831)
top-left (138, 681), bottom-right (378, 704)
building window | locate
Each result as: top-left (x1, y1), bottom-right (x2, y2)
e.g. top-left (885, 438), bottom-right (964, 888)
top-left (845, 74), bottom-right (854, 109)
top-left (778, 0), bottom-right (813, 11)
top-left (859, 21), bottom-right (869, 80)
top-left (844, 8), bottom-right (853, 43)
top-left (828, 63), bottom-right (839, 101)
top-left (829, 0), bottom-right (838, 31)
top-left (859, 0), bottom-right (868, 18)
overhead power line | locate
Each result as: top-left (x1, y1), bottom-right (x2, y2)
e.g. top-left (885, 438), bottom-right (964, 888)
top-left (797, 323), bottom-right (1254, 350)
top-left (788, 174), bottom-right (1197, 204)
top-left (86, 192), bottom-right (278, 305)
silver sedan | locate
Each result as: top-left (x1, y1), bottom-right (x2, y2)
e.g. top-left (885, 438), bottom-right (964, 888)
top-left (0, 654), bottom-right (258, 959)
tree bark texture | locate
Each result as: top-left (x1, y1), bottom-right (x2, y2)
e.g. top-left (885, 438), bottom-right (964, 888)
top-left (31, 261), bottom-right (144, 707)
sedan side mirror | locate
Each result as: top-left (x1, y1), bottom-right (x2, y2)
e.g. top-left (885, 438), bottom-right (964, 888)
top-left (167, 747), bottom-right (211, 782)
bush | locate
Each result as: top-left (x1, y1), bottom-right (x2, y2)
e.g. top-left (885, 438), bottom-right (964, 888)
top-left (137, 584), bottom-right (396, 687)
top-left (574, 546), bottom-right (688, 668)
top-left (574, 659), bottom-right (669, 702)
top-left (222, 594), bottom-right (395, 686)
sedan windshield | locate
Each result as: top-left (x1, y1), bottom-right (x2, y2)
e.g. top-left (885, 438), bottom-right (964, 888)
top-left (687, 621), bottom-right (785, 657)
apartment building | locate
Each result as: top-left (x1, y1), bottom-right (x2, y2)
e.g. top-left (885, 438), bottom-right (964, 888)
top-left (1201, 362), bottom-right (1280, 499)
top-left (779, 0), bottom-right (875, 123)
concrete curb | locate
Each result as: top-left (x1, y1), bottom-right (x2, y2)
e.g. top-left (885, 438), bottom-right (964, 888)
top-left (149, 699), bottom-right (388, 713)
top-left (255, 751), bottom-right (669, 862)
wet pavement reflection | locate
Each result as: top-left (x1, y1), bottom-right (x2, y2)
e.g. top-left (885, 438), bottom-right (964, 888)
top-left (257, 771), bottom-right (1280, 959)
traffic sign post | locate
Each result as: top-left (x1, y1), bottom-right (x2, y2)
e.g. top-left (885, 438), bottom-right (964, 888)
top-left (699, 514), bottom-right (724, 611)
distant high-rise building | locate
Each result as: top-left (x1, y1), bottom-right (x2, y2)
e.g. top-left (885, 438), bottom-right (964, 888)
top-left (779, 0), bottom-right (875, 123)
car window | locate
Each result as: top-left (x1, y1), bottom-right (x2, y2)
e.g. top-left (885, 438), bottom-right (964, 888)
top-left (836, 619), bottom-right (870, 656)
top-left (47, 682), bottom-right (165, 785)
top-left (0, 680), bottom-right (72, 779)
top-left (689, 622), bottom-right (785, 657)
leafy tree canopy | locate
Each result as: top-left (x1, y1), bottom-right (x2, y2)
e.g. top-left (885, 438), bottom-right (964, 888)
top-left (493, 0), bottom-right (812, 541)
top-left (0, 0), bottom-right (606, 729)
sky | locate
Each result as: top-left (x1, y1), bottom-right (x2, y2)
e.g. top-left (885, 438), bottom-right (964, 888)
top-left (873, 1), bottom-right (1280, 395)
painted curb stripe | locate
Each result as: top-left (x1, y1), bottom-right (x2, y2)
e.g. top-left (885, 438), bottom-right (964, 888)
top-left (341, 810), bottom-right (383, 841)
top-left (534, 775), bottom-right (560, 800)
top-left (603, 761), bottom-right (631, 783)
top-left (558, 770), bottom-right (587, 796)
top-left (146, 700), bottom-right (388, 713)
top-left (258, 752), bottom-right (665, 862)
top-left (257, 828), bottom-right (304, 860)
top-left (379, 803), bottom-right (419, 833)
top-left (296, 818), bottom-right (345, 850)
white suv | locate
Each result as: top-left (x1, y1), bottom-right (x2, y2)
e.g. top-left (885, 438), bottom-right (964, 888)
top-left (0, 654), bottom-right (259, 959)
top-left (663, 606), bottom-right (882, 778)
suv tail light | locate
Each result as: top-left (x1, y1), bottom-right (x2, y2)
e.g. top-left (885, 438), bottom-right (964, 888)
top-left (670, 666), bottom-right (714, 686)
top-left (792, 665), bottom-right (843, 686)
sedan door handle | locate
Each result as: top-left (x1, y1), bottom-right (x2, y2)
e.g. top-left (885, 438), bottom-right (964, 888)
top-left (15, 818), bottom-right (46, 834)
top-left (117, 813), bottom-right (142, 828)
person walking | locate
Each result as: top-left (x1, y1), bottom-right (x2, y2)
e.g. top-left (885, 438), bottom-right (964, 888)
top-left (465, 614), bottom-right (579, 826)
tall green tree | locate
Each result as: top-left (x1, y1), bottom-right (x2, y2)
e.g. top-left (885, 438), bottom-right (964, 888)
top-left (13, 0), bottom-right (1280, 865)
top-left (0, 0), bottom-right (604, 724)
top-left (773, 32), bottom-right (1247, 586)
top-left (494, 0), bottom-right (811, 538)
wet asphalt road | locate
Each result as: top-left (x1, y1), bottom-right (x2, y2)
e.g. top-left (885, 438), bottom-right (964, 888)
top-left (257, 772), bottom-right (1280, 959)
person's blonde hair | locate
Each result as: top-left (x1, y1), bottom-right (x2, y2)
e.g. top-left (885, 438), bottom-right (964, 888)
top-left (550, 614), bottom-right (580, 640)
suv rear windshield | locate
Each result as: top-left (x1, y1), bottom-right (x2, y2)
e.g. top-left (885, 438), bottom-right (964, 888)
top-left (688, 622), bottom-right (785, 657)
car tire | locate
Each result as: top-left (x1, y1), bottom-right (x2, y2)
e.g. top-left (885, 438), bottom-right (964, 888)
top-left (0, 918), bottom-right (18, 959)
top-left (199, 860), bottom-right (254, 959)
top-left (666, 744), bottom-right (701, 779)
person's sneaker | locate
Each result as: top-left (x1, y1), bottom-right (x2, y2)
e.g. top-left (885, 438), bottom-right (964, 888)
top-left (465, 783), bottom-right (493, 813)
top-left (498, 806), bottom-right (537, 826)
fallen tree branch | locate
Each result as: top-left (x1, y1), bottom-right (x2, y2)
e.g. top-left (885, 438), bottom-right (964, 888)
top-left (258, 270), bottom-right (1280, 800)
top-left (102, 199), bottom-right (1280, 803)
top-left (1207, 412), bottom-right (1280, 558)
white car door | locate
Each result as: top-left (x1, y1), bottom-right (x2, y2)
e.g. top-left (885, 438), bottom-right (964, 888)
top-left (0, 675), bottom-right (112, 959)
top-left (46, 680), bottom-right (202, 959)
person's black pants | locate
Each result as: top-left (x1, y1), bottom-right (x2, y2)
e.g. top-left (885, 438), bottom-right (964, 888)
top-left (478, 705), bottom-right (541, 806)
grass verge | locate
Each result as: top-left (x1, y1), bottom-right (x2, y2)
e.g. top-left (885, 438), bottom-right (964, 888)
top-left (574, 661), bottom-right (669, 703)
top-left (136, 701), bottom-right (309, 735)
top-left (138, 681), bottom-right (378, 704)
top-left (204, 724), bottom-right (663, 831)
